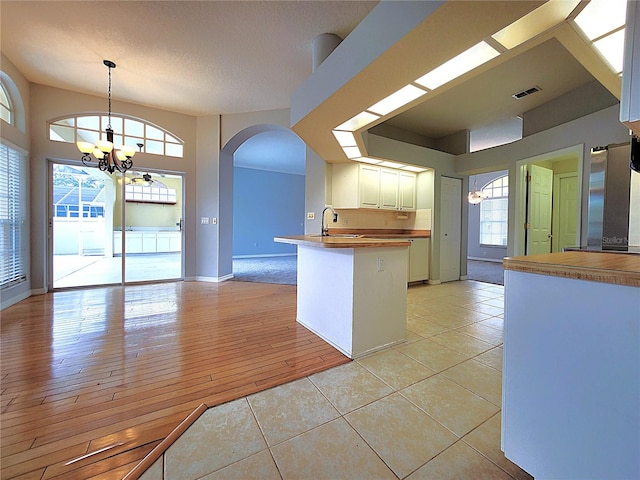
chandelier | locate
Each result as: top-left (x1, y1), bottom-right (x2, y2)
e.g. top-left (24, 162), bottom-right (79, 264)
top-left (467, 178), bottom-right (487, 205)
top-left (76, 60), bottom-right (136, 173)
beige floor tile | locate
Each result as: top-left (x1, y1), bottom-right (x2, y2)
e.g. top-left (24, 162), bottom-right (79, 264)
top-left (474, 346), bottom-right (503, 371)
top-left (456, 323), bottom-right (503, 346)
top-left (346, 393), bottom-right (457, 478)
top-left (478, 316), bottom-right (504, 332)
top-left (405, 330), bottom-right (425, 343)
top-left (428, 308), bottom-right (492, 328)
top-left (396, 338), bottom-right (471, 372)
top-left (406, 440), bottom-right (512, 479)
top-left (200, 450), bottom-right (281, 480)
top-left (441, 358), bottom-right (502, 406)
top-left (428, 330), bottom-right (494, 357)
top-left (401, 375), bottom-right (499, 437)
top-left (357, 349), bottom-right (436, 390)
top-left (247, 377), bottom-right (339, 446)
top-left (407, 318), bottom-right (451, 338)
top-left (270, 418), bottom-right (396, 480)
top-left (463, 413), bottom-right (534, 480)
top-left (468, 302), bottom-right (504, 317)
top-left (309, 361), bottom-right (393, 414)
top-left (164, 398), bottom-right (266, 480)
top-left (480, 297), bottom-right (505, 308)
top-left (138, 457), bottom-right (162, 480)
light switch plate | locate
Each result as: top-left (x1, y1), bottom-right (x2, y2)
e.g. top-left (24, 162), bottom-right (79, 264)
top-left (307, 212), bottom-right (315, 220)
top-left (201, 217), bottom-right (210, 225)
top-left (212, 217), bottom-right (218, 224)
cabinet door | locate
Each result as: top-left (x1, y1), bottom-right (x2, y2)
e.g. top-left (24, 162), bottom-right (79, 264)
top-left (398, 171), bottom-right (416, 210)
top-left (380, 168), bottom-right (399, 209)
top-left (408, 238), bottom-right (430, 282)
top-left (359, 165), bottom-right (381, 208)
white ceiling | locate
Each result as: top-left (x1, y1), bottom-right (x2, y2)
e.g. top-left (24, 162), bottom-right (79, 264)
top-left (0, 1), bottom-right (377, 116)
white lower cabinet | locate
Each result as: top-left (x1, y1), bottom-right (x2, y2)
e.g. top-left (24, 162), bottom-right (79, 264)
top-left (408, 238), bottom-right (429, 282)
top-left (114, 231), bottom-right (181, 254)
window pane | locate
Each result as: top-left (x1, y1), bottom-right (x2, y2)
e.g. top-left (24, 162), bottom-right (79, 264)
top-left (53, 118), bottom-right (75, 127)
top-left (146, 124), bottom-right (164, 140)
top-left (166, 143), bottom-right (183, 158)
top-left (77, 116), bottom-right (100, 130)
top-left (77, 129), bottom-right (100, 144)
top-left (50, 124), bottom-right (75, 143)
top-left (146, 140), bottom-right (163, 155)
top-left (125, 118), bottom-right (144, 137)
top-left (1, 105), bottom-right (12, 124)
top-left (108, 116), bottom-right (123, 133)
top-left (165, 133), bottom-right (179, 143)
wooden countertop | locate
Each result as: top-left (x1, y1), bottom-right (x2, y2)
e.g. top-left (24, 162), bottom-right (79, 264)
top-left (274, 235), bottom-right (411, 249)
top-left (503, 251), bottom-right (640, 287)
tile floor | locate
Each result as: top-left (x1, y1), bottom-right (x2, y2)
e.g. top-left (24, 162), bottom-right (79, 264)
top-left (138, 280), bottom-right (533, 480)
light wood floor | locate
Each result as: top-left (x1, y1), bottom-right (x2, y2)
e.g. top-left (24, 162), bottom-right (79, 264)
top-left (1, 281), bottom-right (350, 479)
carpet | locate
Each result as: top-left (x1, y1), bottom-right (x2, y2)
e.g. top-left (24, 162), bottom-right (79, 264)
top-left (467, 259), bottom-right (504, 285)
top-left (232, 255), bottom-right (297, 285)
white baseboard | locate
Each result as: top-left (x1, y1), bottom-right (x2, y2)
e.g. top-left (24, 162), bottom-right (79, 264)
top-left (233, 254), bottom-right (296, 259)
top-left (428, 279), bottom-right (441, 285)
top-left (459, 275), bottom-right (468, 280)
top-left (192, 274), bottom-right (234, 283)
top-left (1, 290), bottom-right (31, 310)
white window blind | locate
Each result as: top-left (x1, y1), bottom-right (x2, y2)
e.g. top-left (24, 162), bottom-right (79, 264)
top-left (0, 143), bottom-right (27, 288)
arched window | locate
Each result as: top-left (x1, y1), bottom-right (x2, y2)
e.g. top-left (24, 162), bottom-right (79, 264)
top-left (0, 82), bottom-right (13, 125)
top-left (48, 114), bottom-right (184, 158)
top-left (479, 175), bottom-right (508, 246)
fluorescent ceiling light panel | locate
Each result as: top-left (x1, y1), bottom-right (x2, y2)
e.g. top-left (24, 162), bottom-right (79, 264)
top-left (355, 157), bottom-right (382, 165)
top-left (574, 0), bottom-right (626, 41)
top-left (415, 41), bottom-right (500, 90)
top-left (332, 130), bottom-right (357, 147)
top-left (367, 85), bottom-right (428, 116)
top-left (400, 165), bottom-right (427, 172)
top-left (336, 111), bottom-right (380, 131)
top-left (342, 146), bottom-right (362, 159)
top-left (492, 0), bottom-right (580, 49)
top-left (378, 160), bottom-right (404, 168)
top-left (593, 28), bottom-right (625, 73)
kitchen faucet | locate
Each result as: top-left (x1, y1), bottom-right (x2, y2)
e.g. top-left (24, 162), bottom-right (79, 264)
top-left (321, 206), bottom-right (338, 236)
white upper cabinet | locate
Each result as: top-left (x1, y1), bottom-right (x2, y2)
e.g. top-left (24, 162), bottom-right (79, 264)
top-left (332, 163), bottom-right (416, 210)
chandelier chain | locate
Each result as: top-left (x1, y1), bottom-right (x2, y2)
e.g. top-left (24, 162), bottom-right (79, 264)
top-left (107, 64), bottom-right (112, 130)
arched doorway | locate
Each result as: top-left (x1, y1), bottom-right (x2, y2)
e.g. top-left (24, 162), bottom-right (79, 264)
top-left (221, 125), bottom-right (306, 284)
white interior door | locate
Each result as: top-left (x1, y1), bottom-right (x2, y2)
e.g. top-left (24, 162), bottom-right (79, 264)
top-left (552, 173), bottom-right (578, 252)
top-left (527, 165), bottom-right (553, 255)
top-left (440, 176), bottom-right (462, 282)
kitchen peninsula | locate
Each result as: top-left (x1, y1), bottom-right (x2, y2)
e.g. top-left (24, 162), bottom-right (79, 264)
top-left (274, 234), bottom-right (410, 359)
top-left (501, 251), bottom-right (640, 480)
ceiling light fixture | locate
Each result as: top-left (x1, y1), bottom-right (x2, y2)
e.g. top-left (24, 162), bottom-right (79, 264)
top-left (367, 84), bottom-right (428, 116)
top-left (468, 178), bottom-right (487, 204)
top-left (415, 41), bottom-right (500, 90)
top-left (77, 60), bottom-right (136, 173)
top-left (573, 0), bottom-right (627, 74)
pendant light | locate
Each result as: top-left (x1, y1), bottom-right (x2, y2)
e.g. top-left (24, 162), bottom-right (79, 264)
top-left (77, 60), bottom-right (136, 173)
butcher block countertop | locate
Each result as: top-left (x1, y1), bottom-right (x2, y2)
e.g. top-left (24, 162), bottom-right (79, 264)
top-left (274, 235), bottom-right (411, 249)
top-left (503, 251), bottom-right (640, 287)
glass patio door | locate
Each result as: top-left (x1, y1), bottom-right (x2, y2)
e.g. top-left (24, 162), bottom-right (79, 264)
top-left (123, 170), bottom-right (183, 283)
top-left (51, 162), bottom-right (183, 289)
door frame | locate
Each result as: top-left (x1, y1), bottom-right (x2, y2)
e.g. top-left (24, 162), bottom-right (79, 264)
top-left (48, 159), bottom-right (186, 290)
top-left (513, 145), bottom-right (583, 256)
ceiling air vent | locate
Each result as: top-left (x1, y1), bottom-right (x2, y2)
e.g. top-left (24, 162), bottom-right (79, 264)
top-left (512, 86), bottom-right (541, 99)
